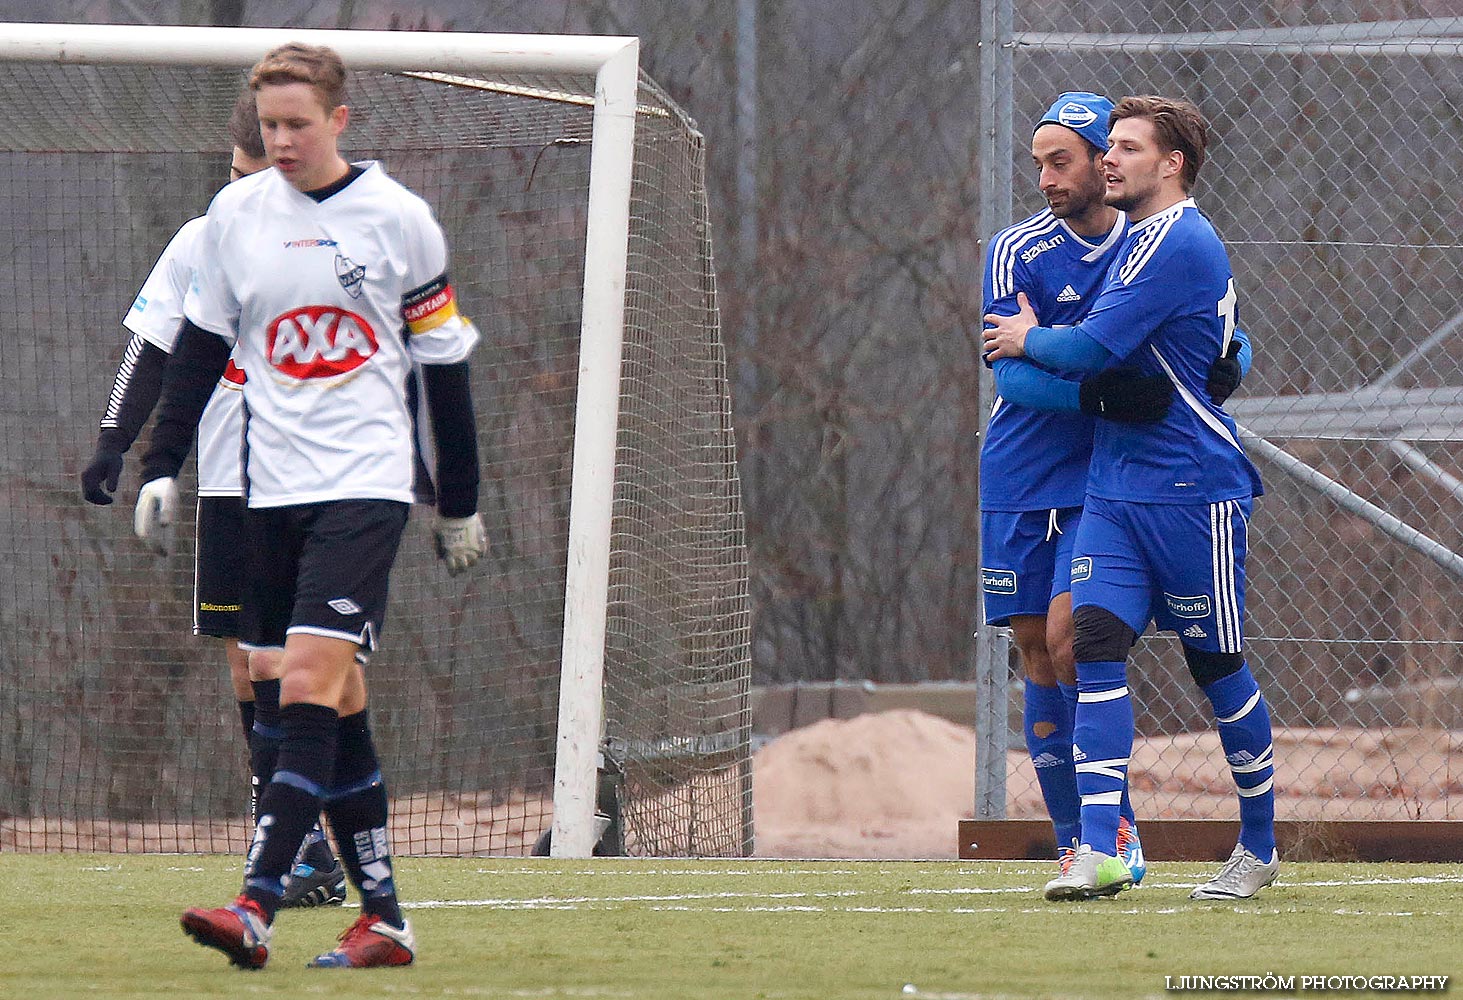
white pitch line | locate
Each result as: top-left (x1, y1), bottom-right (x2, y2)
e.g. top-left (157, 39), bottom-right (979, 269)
top-left (470, 867), bottom-right (860, 877)
top-left (424, 897), bottom-right (1456, 917)
top-left (409, 888), bottom-right (867, 909)
top-left (907, 886), bottom-right (1039, 895)
top-left (1288, 875), bottom-right (1463, 887)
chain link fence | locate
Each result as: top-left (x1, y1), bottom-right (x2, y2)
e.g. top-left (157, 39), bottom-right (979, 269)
top-left (975, 4), bottom-right (1463, 825)
top-left (1, 0), bottom-right (1456, 837)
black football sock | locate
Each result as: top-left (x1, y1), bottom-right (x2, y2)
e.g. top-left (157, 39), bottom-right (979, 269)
top-left (325, 710), bottom-right (404, 928)
top-left (247, 679), bottom-right (282, 821)
top-left (242, 702), bottom-right (338, 921)
top-left (238, 699), bottom-right (255, 742)
top-left (299, 823), bottom-right (338, 868)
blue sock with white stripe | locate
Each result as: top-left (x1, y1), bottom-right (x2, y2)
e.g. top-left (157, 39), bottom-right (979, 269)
top-left (1026, 679), bottom-right (1080, 852)
top-left (1202, 665), bottom-right (1276, 860)
top-left (1073, 659), bottom-right (1133, 857)
top-left (1067, 678), bottom-right (1138, 829)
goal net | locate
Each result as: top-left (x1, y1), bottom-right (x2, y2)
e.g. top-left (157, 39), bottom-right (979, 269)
top-left (0, 30), bottom-right (751, 857)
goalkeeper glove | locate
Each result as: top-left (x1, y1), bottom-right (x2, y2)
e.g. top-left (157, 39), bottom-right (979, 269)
top-left (434, 513), bottom-right (487, 576)
top-left (133, 477), bottom-right (179, 556)
top-left (81, 448), bottom-right (125, 506)
top-left (1206, 341), bottom-right (1243, 404)
top-left (1078, 368), bottom-right (1174, 424)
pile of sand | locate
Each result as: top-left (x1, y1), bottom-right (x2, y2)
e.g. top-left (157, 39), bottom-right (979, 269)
top-left (753, 709), bottom-right (975, 858)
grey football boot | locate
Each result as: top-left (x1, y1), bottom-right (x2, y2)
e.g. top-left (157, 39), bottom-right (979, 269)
top-left (1189, 843), bottom-right (1280, 900)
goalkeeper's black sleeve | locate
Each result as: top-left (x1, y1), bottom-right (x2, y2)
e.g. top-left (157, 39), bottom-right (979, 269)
top-left (140, 319), bottom-right (231, 482)
top-left (420, 361), bottom-right (481, 519)
top-left (96, 333), bottom-right (168, 454)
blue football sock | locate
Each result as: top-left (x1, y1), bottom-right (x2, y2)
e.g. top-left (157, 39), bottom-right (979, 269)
top-left (1025, 679), bottom-right (1080, 852)
top-left (1065, 675), bottom-right (1138, 830)
top-left (1202, 664), bottom-right (1276, 859)
top-left (1119, 781), bottom-right (1137, 830)
top-left (1073, 659), bottom-right (1133, 857)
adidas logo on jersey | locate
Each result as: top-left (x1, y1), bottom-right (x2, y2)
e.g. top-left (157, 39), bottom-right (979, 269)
top-left (1056, 284), bottom-right (1081, 302)
top-left (1031, 752), bottom-right (1064, 769)
top-left (1071, 744), bottom-right (1087, 762)
top-left (1183, 624), bottom-right (1208, 639)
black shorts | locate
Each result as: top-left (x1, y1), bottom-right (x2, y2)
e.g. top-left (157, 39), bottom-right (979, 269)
top-left (240, 499), bottom-right (410, 657)
top-left (195, 496), bottom-right (246, 639)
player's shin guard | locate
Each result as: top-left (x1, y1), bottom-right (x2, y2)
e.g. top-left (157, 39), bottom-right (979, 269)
top-left (1026, 679), bottom-right (1080, 850)
top-left (1072, 660), bottom-right (1133, 857)
top-left (1201, 664), bottom-right (1276, 859)
top-left (244, 702), bottom-right (339, 921)
top-left (326, 710), bottom-right (405, 929)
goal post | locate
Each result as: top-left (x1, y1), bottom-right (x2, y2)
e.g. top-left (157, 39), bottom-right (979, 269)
top-left (0, 24), bottom-right (751, 858)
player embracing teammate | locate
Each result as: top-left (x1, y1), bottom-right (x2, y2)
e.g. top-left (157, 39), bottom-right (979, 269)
top-left (984, 95), bottom-right (1279, 901)
top-left (135, 42), bottom-right (487, 968)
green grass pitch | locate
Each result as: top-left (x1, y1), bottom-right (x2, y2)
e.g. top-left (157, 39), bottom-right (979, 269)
top-left (2, 854), bottom-right (1458, 999)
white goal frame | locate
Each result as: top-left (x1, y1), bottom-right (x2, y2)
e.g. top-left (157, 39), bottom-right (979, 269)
top-left (0, 21), bottom-right (637, 858)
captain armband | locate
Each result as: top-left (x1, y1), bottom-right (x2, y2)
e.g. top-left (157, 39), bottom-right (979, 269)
top-left (402, 274), bottom-right (463, 335)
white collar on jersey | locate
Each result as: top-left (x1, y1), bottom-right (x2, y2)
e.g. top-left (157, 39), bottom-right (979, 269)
top-left (1059, 210), bottom-right (1128, 262)
top-left (1128, 196), bottom-right (1195, 232)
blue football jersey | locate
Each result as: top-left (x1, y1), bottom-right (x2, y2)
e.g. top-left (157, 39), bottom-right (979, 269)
top-left (980, 208), bottom-right (1128, 511)
top-left (1069, 199), bottom-right (1264, 503)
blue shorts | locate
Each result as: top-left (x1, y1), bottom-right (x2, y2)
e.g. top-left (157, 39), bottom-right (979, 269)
top-left (980, 507), bottom-right (1082, 626)
top-left (1070, 495), bottom-right (1251, 653)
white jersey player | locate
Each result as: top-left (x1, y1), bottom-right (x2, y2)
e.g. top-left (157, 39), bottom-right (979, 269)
top-left (83, 89), bottom-right (348, 910)
top-left (138, 42), bottom-right (486, 971)
top-left (181, 159), bottom-right (473, 509)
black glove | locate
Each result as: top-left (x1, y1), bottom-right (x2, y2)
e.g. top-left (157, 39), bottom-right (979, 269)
top-left (1206, 341), bottom-right (1243, 404)
top-left (1078, 368), bottom-right (1174, 423)
top-left (81, 448), bottom-right (125, 505)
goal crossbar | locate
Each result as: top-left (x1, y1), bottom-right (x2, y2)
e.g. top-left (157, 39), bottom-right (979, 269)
top-left (0, 22), bottom-right (634, 75)
top-left (0, 22), bottom-right (638, 859)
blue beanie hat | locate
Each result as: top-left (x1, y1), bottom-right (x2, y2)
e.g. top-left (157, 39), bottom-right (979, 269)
top-left (1035, 92), bottom-right (1115, 153)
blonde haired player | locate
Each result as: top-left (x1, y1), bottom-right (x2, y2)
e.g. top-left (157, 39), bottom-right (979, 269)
top-left (82, 87), bottom-right (347, 908)
top-left (138, 42), bottom-right (486, 969)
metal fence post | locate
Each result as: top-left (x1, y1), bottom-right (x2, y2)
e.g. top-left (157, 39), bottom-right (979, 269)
top-left (973, 0), bottom-right (1015, 821)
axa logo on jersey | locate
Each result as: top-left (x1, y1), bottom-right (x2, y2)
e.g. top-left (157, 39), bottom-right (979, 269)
top-left (266, 306), bottom-right (379, 380)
